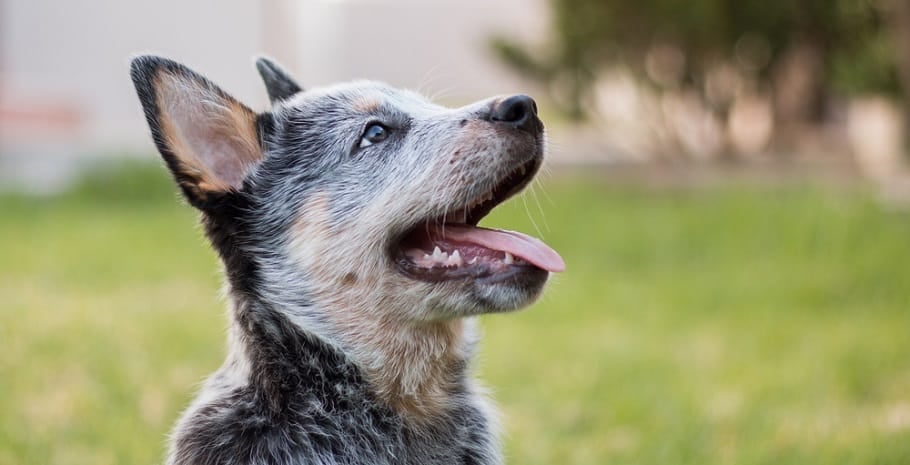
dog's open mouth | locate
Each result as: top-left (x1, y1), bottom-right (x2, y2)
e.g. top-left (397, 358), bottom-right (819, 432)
top-left (395, 159), bottom-right (565, 283)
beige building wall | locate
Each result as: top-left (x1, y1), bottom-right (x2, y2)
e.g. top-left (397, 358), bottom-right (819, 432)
top-left (291, 0), bottom-right (548, 100)
top-left (1, 0), bottom-right (266, 153)
top-left (1, 0), bottom-right (547, 158)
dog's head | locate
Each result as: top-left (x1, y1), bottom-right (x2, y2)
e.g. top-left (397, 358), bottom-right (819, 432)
top-left (130, 56), bottom-right (563, 326)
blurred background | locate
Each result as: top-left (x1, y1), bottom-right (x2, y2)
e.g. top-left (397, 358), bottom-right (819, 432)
top-left (2, 1), bottom-right (909, 464)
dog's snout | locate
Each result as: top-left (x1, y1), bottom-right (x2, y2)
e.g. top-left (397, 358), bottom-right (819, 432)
top-left (489, 94), bottom-right (541, 134)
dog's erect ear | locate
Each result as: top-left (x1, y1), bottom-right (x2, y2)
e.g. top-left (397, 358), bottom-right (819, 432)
top-left (130, 55), bottom-right (264, 207)
top-left (255, 56), bottom-right (303, 104)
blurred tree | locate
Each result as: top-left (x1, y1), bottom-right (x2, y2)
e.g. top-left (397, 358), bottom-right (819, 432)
top-left (492, 0), bottom-right (903, 152)
top-left (882, 0), bottom-right (910, 138)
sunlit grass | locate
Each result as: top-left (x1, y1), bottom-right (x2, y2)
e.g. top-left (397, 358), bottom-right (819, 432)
top-left (1, 163), bottom-right (909, 465)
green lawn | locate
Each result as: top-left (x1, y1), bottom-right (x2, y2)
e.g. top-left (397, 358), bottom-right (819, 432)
top-left (2, 163), bottom-right (909, 465)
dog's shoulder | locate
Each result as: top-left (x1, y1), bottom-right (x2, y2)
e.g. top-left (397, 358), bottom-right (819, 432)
top-left (168, 386), bottom-right (395, 465)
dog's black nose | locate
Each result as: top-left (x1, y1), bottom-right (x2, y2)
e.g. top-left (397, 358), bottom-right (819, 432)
top-left (490, 94), bottom-right (541, 134)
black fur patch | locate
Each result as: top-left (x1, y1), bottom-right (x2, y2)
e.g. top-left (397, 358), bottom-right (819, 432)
top-left (256, 57), bottom-right (304, 104)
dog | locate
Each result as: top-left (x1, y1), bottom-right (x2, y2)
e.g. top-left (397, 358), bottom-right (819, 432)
top-left (130, 55), bottom-right (564, 465)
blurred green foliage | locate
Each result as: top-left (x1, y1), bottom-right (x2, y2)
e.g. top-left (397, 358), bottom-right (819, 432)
top-left (2, 163), bottom-right (910, 464)
top-left (493, 0), bottom-right (899, 119)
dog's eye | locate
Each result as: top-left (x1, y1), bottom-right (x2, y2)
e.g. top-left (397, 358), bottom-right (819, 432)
top-left (359, 123), bottom-right (389, 148)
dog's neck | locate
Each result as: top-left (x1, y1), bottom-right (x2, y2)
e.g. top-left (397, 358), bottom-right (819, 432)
top-left (328, 312), bottom-right (475, 422)
top-left (228, 289), bottom-right (477, 423)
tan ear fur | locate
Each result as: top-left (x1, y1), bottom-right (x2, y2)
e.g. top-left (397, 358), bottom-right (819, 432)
top-left (154, 71), bottom-right (262, 195)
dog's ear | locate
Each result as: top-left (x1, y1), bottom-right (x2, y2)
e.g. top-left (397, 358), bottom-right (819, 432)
top-left (255, 56), bottom-right (303, 104)
top-left (130, 55), bottom-right (264, 207)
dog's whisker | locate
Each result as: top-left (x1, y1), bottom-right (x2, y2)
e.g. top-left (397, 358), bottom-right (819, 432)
top-left (521, 191), bottom-right (546, 239)
top-left (428, 86), bottom-right (456, 103)
top-left (528, 183), bottom-right (551, 235)
top-left (533, 175), bottom-right (556, 207)
top-left (416, 64), bottom-right (444, 96)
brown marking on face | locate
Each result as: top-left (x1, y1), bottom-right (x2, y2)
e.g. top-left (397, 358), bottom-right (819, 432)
top-left (293, 192), bottom-right (332, 229)
top-left (352, 97), bottom-right (382, 114)
top-left (461, 119), bottom-right (489, 132)
top-left (154, 72), bottom-right (262, 194)
top-left (455, 120), bottom-right (508, 161)
top-left (288, 192), bottom-right (334, 265)
top-left (451, 118), bottom-right (526, 176)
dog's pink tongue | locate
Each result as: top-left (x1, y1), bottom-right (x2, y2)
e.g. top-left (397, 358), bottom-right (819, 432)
top-left (443, 225), bottom-right (565, 272)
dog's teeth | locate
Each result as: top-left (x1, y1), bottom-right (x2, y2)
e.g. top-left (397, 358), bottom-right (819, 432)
top-left (431, 246), bottom-right (448, 264)
top-left (468, 257), bottom-right (478, 265)
top-left (503, 252), bottom-right (514, 265)
top-left (450, 250), bottom-right (462, 266)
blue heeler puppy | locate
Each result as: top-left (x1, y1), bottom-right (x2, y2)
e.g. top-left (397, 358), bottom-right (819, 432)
top-left (129, 55), bottom-right (565, 465)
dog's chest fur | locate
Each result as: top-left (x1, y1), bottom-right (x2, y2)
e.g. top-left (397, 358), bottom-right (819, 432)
top-left (168, 301), bottom-right (498, 465)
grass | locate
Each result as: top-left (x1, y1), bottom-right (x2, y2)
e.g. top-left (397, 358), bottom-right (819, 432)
top-left (1, 162), bottom-right (909, 465)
